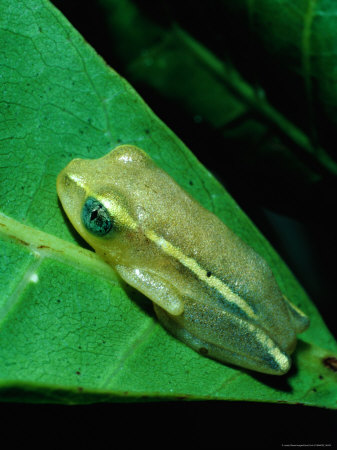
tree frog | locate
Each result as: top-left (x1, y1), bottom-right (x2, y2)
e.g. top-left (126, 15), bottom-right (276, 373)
top-left (57, 145), bottom-right (309, 375)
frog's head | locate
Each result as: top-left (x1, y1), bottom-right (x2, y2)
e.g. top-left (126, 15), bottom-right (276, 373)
top-left (56, 145), bottom-right (149, 258)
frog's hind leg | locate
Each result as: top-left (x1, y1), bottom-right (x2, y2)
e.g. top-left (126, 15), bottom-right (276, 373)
top-left (283, 295), bottom-right (310, 334)
top-left (115, 265), bottom-right (184, 316)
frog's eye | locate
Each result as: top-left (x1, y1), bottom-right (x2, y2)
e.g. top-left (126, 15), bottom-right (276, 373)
top-left (81, 197), bottom-right (113, 236)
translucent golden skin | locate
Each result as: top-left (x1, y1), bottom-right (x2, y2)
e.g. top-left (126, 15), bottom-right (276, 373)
top-left (57, 145), bottom-right (309, 375)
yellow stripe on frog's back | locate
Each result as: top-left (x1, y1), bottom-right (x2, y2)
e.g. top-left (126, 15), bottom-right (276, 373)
top-left (144, 229), bottom-right (258, 321)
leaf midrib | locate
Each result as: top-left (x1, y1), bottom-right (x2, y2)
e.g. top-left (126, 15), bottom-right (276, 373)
top-left (0, 213), bottom-right (119, 307)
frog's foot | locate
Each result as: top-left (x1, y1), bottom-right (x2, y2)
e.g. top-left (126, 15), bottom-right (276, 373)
top-left (115, 265), bottom-right (184, 316)
top-left (283, 295), bottom-right (310, 334)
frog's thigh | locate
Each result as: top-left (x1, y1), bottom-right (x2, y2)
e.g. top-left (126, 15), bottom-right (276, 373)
top-left (115, 265), bottom-right (184, 315)
top-left (283, 295), bottom-right (309, 334)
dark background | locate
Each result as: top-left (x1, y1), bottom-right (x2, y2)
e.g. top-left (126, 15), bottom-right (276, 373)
top-left (0, 400), bottom-right (336, 448)
top-left (1, 1), bottom-right (335, 448)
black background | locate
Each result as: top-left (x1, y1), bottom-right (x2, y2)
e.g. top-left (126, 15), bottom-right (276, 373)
top-left (0, 400), bottom-right (335, 448)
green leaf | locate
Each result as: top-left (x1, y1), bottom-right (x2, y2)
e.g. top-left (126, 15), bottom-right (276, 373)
top-left (0, 0), bottom-right (336, 407)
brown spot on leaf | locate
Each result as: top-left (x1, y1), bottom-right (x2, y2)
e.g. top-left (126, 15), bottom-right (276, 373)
top-left (9, 235), bottom-right (29, 246)
top-left (323, 357), bottom-right (337, 372)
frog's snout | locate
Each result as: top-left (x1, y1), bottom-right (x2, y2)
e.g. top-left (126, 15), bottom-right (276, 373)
top-left (57, 159), bottom-right (84, 194)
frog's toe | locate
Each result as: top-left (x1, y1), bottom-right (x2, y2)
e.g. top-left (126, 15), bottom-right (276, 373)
top-left (283, 296), bottom-right (310, 335)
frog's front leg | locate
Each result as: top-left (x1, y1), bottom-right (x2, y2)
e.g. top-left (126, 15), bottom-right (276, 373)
top-left (115, 265), bottom-right (184, 316)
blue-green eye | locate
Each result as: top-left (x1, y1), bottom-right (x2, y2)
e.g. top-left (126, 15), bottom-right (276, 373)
top-left (82, 197), bottom-right (113, 236)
